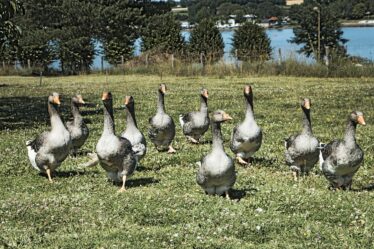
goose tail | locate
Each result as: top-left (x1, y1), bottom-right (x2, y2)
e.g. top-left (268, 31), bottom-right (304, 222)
top-left (317, 143), bottom-right (326, 171)
top-left (26, 140), bottom-right (40, 171)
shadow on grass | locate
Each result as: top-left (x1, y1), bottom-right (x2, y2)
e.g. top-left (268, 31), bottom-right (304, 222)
top-left (230, 187), bottom-right (258, 201)
top-left (39, 170), bottom-right (94, 179)
top-left (111, 177), bottom-right (159, 188)
top-left (252, 157), bottom-right (278, 168)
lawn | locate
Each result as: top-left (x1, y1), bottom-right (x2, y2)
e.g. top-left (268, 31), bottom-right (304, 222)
top-left (0, 74), bottom-right (373, 248)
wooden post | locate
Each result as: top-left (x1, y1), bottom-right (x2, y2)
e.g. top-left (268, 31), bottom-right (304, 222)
top-left (101, 56), bottom-right (104, 73)
top-left (171, 54), bottom-right (174, 69)
top-left (121, 55), bottom-right (124, 68)
top-left (325, 46), bottom-right (330, 67)
top-left (39, 71), bottom-right (43, 86)
top-left (14, 60), bottom-right (17, 70)
top-left (200, 52), bottom-right (204, 66)
top-left (27, 59), bottom-right (31, 69)
top-left (145, 53), bottom-right (149, 67)
top-left (278, 48), bottom-right (282, 65)
top-left (2, 61), bottom-right (5, 69)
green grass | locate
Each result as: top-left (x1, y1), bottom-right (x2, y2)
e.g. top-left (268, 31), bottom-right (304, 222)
top-left (0, 75), bottom-right (374, 248)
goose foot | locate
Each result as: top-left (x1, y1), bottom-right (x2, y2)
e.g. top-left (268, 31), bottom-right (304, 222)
top-left (236, 156), bottom-right (249, 165)
top-left (118, 175), bottom-right (127, 193)
top-left (167, 146), bottom-right (176, 154)
top-left (292, 171), bottom-right (299, 182)
top-left (186, 136), bottom-right (199, 144)
top-left (46, 168), bottom-right (53, 183)
top-left (225, 191), bottom-right (230, 200)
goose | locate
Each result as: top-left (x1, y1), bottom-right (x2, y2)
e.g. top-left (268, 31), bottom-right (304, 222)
top-left (230, 85), bottom-right (262, 165)
top-left (96, 92), bottom-right (137, 192)
top-left (179, 88), bottom-right (209, 143)
top-left (320, 111), bottom-right (366, 190)
top-left (26, 92), bottom-right (71, 182)
top-left (148, 84), bottom-right (176, 153)
top-left (66, 94), bottom-right (89, 156)
top-left (285, 98), bottom-right (319, 181)
top-left (121, 96), bottom-right (147, 162)
top-left (196, 110), bottom-right (235, 199)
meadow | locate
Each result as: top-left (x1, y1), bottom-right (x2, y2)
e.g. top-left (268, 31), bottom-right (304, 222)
top-left (0, 74), bottom-right (373, 248)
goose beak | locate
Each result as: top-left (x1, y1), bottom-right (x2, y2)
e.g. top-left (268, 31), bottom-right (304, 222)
top-left (304, 102), bottom-right (310, 110)
top-left (124, 96), bottom-right (130, 105)
top-left (102, 92), bottom-right (110, 101)
top-left (203, 90), bottom-right (209, 99)
top-left (244, 86), bottom-right (251, 94)
top-left (357, 116), bottom-right (366, 126)
top-left (54, 96), bottom-right (61, 105)
top-left (223, 113), bottom-right (233, 121)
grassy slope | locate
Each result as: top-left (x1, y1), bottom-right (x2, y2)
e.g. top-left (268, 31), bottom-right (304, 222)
top-left (0, 75), bottom-right (373, 248)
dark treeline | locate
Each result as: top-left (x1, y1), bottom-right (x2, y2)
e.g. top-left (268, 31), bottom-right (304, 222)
top-left (179, 0), bottom-right (374, 23)
top-left (0, 0), bottom-right (174, 74)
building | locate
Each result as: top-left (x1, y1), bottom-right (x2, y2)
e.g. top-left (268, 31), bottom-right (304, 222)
top-left (286, 0), bottom-right (304, 5)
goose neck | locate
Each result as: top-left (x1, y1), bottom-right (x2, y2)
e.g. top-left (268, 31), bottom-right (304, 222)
top-left (48, 101), bottom-right (65, 131)
top-left (157, 91), bottom-right (165, 114)
top-left (212, 121), bottom-right (224, 151)
top-left (71, 101), bottom-right (83, 125)
top-left (344, 119), bottom-right (357, 146)
top-left (103, 101), bottom-right (115, 135)
top-left (125, 106), bottom-right (138, 128)
top-left (200, 95), bottom-right (208, 113)
top-left (301, 109), bottom-right (313, 135)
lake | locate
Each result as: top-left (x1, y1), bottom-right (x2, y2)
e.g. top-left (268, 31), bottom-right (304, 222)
top-left (91, 27), bottom-right (374, 69)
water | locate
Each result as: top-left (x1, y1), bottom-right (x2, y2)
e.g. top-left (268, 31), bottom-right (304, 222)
top-left (90, 27), bottom-right (374, 69)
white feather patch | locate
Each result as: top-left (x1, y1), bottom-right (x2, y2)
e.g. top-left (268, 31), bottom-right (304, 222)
top-left (179, 114), bottom-right (185, 128)
top-left (26, 140), bottom-right (40, 171)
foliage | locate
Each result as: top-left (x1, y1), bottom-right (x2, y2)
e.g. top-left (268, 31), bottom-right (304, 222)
top-left (232, 22), bottom-right (272, 62)
top-left (0, 75), bottom-right (374, 248)
top-left (98, 1), bottom-right (142, 65)
top-left (141, 13), bottom-right (186, 56)
top-left (189, 18), bottom-right (224, 63)
top-left (290, 2), bottom-right (348, 62)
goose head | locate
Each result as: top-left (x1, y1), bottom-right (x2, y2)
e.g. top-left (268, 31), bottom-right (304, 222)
top-left (350, 111), bottom-right (366, 126)
top-left (123, 95), bottom-right (134, 109)
top-left (159, 84), bottom-right (167, 95)
top-left (72, 94), bottom-right (85, 106)
top-left (301, 98), bottom-right (311, 111)
top-left (212, 110), bottom-right (232, 123)
top-left (101, 91), bottom-right (112, 107)
top-left (201, 88), bottom-right (209, 100)
top-left (48, 92), bottom-right (61, 106)
top-left (244, 85), bottom-right (253, 97)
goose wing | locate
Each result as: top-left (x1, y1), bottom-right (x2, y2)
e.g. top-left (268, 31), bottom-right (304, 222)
top-left (27, 132), bottom-right (49, 152)
top-left (321, 140), bottom-right (341, 161)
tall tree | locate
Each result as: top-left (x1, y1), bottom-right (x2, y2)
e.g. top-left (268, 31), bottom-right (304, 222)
top-left (189, 18), bottom-right (224, 63)
top-left (141, 13), bottom-right (186, 55)
top-left (290, 2), bottom-right (347, 62)
top-left (232, 22), bottom-right (272, 62)
top-left (98, 1), bottom-right (142, 65)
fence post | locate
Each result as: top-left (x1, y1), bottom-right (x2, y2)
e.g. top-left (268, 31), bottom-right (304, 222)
top-left (121, 55), bottom-right (124, 68)
top-left (101, 56), bottom-right (104, 73)
top-left (171, 54), bottom-right (174, 69)
top-left (325, 46), bottom-right (330, 67)
top-left (278, 48), bottom-right (282, 65)
top-left (39, 71), bottom-right (43, 86)
top-left (145, 53), bottom-right (149, 67)
top-left (200, 52), bottom-right (204, 67)
top-left (27, 59), bottom-right (31, 69)
top-left (14, 60), bottom-right (17, 70)
top-left (2, 61), bottom-right (5, 69)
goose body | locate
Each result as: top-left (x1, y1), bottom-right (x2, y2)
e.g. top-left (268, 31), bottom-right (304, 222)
top-left (196, 110), bottom-right (235, 198)
top-left (148, 84), bottom-right (176, 153)
top-left (96, 92), bottom-right (137, 192)
top-left (66, 95), bottom-right (89, 156)
top-left (230, 85), bottom-right (262, 164)
top-left (121, 96), bottom-right (147, 162)
top-left (180, 88), bottom-right (209, 143)
top-left (26, 93), bottom-right (71, 182)
top-left (285, 98), bottom-right (319, 181)
top-left (321, 111), bottom-right (365, 189)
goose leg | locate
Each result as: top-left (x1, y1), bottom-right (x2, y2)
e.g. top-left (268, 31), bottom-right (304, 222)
top-left (292, 171), bottom-right (299, 182)
top-left (46, 168), bottom-right (53, 183)
top-left (167, 145), bottom-right (176, 154)
top-left (225, 191), bottom-right (230, 200)
top-left (236, 156), bottom-right (248, 165)
top-left (118, 175), bottom-right (127, 192)
top-left (187, 136), bottom-right (199, 144)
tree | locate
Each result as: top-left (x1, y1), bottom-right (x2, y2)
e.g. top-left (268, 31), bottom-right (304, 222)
top-left (98, 1), bottom-right (142, 65)
top-left (141, 13), bottom-right (186, 55)
top-left (189, 18), bottom-right (224, 63)
top-left (290, 2), bottom-right (347, 62)
top-left (232, 22), bottom-right (272, 62)
top-left (0, 0), bottom-right (24, 61)
top-left (351, 3), bottom-right (367, 19)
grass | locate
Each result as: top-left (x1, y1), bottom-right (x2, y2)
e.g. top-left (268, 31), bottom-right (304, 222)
top-left (0, 74), bottom-right (374, 248)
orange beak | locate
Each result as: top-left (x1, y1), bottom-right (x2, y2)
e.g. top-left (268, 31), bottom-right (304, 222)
top-left (304, 101), bottom-right (310, 110)
top-left (78, 96), bottom-right (85, 104)
top-left (223, 113), bottom-right (233, 121)
top-left (357, 115), bottom-right (366, 125)
top-left (161, 85), bottom-right (166, 94)
top-left (244, 86), bottom-right (252, 94)
top-left (102, 92), bottom-right (109, 101)
top-left (124, 96), bottom-right (130, 105)
top-left (203, 90), bottom-right (209, 99)
top-left (53, 96), bottom-right (61, 105)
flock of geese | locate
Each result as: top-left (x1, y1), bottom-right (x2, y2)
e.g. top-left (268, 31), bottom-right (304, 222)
top-left (26, 84), bottom-right (366, 197)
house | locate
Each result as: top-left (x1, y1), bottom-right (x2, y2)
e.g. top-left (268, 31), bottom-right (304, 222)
top-left (286, 0), bottom-right (304, 5)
